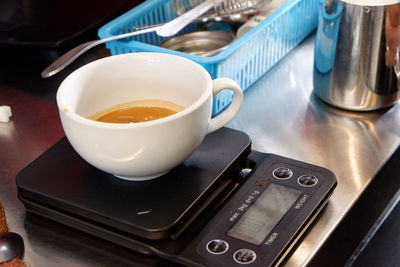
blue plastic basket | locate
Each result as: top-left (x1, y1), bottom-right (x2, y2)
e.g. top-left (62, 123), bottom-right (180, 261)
top-left (98, 0), bottom-right (318, 115)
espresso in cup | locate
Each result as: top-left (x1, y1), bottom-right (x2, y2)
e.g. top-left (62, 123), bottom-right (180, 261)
top-left (57, 52), bottom-right (243, 181)
top-left (87, 99), bottom-right (185, 123)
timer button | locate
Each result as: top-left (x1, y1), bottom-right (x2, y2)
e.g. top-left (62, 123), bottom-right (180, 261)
top-left (233, 249), bottom-right (256, 264)
top-left (272, 167), bottom-right (293, 180)
top-left (298, 175), bottom-right (318, 187)
top-left (206, 239), bottom-right (229, 254)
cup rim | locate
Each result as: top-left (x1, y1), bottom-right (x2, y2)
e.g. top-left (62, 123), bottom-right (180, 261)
top-left (56, 52), bottom-right (212, 128)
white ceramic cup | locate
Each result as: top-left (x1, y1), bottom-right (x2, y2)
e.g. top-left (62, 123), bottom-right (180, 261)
top-left (56, 52), bottom-right (243, 181)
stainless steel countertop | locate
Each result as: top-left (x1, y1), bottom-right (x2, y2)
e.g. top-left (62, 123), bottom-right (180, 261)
top-left (228, 36), bottom-right (400, 266)
top-left (1, 35), bottom-right (400, 266)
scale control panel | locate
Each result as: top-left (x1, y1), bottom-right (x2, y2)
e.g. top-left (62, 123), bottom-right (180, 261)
top-left (189, 154), bottom-right (337, 267)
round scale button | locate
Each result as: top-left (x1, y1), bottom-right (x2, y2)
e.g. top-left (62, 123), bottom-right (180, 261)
top-left (206, 239), bottom-right (229, 254)
top-left (298, 175), bottom-right (318, 187)
top-left (272, 167), bottom-right (293, 179)
top-left (233, 249), bottom-right (256, 264)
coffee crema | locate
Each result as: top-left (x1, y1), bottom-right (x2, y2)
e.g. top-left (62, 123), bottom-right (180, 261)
top-left (88, 99), bottom-right (185, 123)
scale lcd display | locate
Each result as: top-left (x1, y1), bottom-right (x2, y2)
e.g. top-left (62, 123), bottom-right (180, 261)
top-left (227, 183), bottom-right (302, 245)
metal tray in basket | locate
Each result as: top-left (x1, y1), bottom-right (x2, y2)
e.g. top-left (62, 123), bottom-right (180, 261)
top-left (98, 0), bottom-right (318, 115)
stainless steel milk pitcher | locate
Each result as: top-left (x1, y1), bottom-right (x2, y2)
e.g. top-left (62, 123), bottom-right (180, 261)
top-left (313, 0), bottom-right (400, 111)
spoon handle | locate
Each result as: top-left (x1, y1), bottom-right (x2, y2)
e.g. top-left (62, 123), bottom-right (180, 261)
top-left (40, 26), bottom-right (161, 78)
top-left (41, 0), bottom-right (224, 78)
top-left (155, 0), bottom-right (215, 37)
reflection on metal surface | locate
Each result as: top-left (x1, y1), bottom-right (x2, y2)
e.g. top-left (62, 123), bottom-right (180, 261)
top-left (309, 95), bottom-right (386, 190)
top-left (228, 36), bottom-right (400, 266)
top-left (0, 122), bottom-right (15, 139)
top-left (161, 31), bottom-right (235, 57)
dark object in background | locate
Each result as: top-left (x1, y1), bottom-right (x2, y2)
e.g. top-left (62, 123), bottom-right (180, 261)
top-left (0, 0), bottom-right (141, 47)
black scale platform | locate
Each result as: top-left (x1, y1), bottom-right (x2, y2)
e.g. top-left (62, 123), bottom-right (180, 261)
top-left (17, 128), bottom-right (251, 240)
top-left (16, 128), bottom-right (337, 266)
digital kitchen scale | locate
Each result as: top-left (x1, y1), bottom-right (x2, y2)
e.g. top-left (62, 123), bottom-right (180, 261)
top-left (16, 128), bottom-right (337, 266)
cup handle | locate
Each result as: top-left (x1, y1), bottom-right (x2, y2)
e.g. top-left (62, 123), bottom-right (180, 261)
top-left (207, 78), bottom-right (243, 134)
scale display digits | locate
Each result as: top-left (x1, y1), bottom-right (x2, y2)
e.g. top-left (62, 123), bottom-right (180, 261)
top-left (227, 183), bottom-right (302, 245)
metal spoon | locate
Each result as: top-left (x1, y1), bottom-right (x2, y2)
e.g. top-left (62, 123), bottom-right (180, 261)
top-left (41, 0), bottom-right (217, 78)
top-left (0, 232), bottom-right (25, 263)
